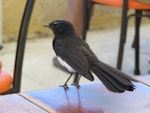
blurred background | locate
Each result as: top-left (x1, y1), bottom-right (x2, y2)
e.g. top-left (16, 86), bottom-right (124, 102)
top-left (2, 0), bottom-right (149, 42)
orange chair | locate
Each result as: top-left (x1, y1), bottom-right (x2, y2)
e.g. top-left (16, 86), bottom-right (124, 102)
top-left (0, 61), bottom-right (13, 94)
top-left (82, 0), bottom-right (150, 75)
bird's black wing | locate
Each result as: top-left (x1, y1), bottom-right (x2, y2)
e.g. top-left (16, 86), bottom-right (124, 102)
top-left (53, 37), bottom-right (94, 81)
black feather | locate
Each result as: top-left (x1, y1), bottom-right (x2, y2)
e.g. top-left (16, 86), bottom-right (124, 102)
top-left (45, 20), bottom-right (147, 93)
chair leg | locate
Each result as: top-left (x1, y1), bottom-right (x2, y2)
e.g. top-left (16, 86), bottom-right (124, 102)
top-left (73, 0), bottom-right (90, 83)
top-left (73, 0), bottom-right (91, 83)
top-left (11, 0), bottom-right (35, 93)
top-left (134, 10), bottom-right (142, 75)
top-left (116, 0), bottom-right (128, 70)
top-left (132, 36), bottom-right (136, 48)
top-left (82, 0), bottom-right (91, 40)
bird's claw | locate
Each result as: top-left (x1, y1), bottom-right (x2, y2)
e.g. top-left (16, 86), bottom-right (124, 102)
top-left (59, 84), bottom-right (69, 90)
top-left (72, 83), bottom-right (80, 89)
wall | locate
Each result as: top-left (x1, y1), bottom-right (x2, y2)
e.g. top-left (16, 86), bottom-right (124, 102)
top-left (2, 0), bottom-right (150, 42)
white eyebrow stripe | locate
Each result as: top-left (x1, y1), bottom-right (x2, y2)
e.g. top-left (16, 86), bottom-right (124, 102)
top-left (53, 21), bottom-right (61, 25)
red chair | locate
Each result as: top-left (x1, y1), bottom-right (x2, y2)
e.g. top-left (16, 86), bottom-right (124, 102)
top-left (82, 0), bottom-right (150, 75)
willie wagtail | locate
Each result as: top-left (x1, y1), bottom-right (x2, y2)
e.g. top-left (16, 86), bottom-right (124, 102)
top-left (44, 20), bottom-right (148, 93)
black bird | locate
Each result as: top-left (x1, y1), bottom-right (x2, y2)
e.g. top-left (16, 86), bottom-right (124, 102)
top-left (44, 20), bottom-right (146, 93)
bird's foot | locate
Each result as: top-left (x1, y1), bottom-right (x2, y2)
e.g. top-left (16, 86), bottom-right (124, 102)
top-left (59, 84), bottom-right (69, 90)
top-left (72, 83), bottom-right (80, 89)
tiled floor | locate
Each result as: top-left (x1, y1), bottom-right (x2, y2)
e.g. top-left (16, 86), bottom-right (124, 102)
top-left (0, 25), bottom-right (150, 92)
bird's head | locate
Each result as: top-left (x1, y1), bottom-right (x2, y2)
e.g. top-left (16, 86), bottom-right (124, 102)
top-left (44, 20), bottom-right (76, 36)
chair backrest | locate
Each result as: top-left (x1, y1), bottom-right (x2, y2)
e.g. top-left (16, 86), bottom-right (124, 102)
top-left (92, 0), bottom-right (150, 9)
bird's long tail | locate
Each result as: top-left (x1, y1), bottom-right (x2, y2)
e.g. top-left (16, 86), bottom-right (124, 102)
top-left (90, 61), bottom-right (139, 93)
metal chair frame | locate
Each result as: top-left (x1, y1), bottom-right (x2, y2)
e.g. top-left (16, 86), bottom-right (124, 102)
top-left (82, 0), bottom-right (150, 75)
top-left (3, 0), bottom-right (35, 94)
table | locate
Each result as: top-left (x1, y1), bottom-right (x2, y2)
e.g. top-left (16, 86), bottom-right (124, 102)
top-left (1, 75), bottom-right (150, 113)
top-left (0, 94), bottom-right (47, 113)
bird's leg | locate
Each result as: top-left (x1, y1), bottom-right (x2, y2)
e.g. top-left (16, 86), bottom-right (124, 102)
top-left (59, 73), bottom-right (73, 90)
top-left (72, 74), bottom-right (81, 89)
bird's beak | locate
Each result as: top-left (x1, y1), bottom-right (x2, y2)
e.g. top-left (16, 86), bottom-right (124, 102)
top-left (43, 24), bottom-right (49, 27)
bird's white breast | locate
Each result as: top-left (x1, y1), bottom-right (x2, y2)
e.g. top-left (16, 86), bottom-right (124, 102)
top-left (57, 56), bottom-right (75, 73)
